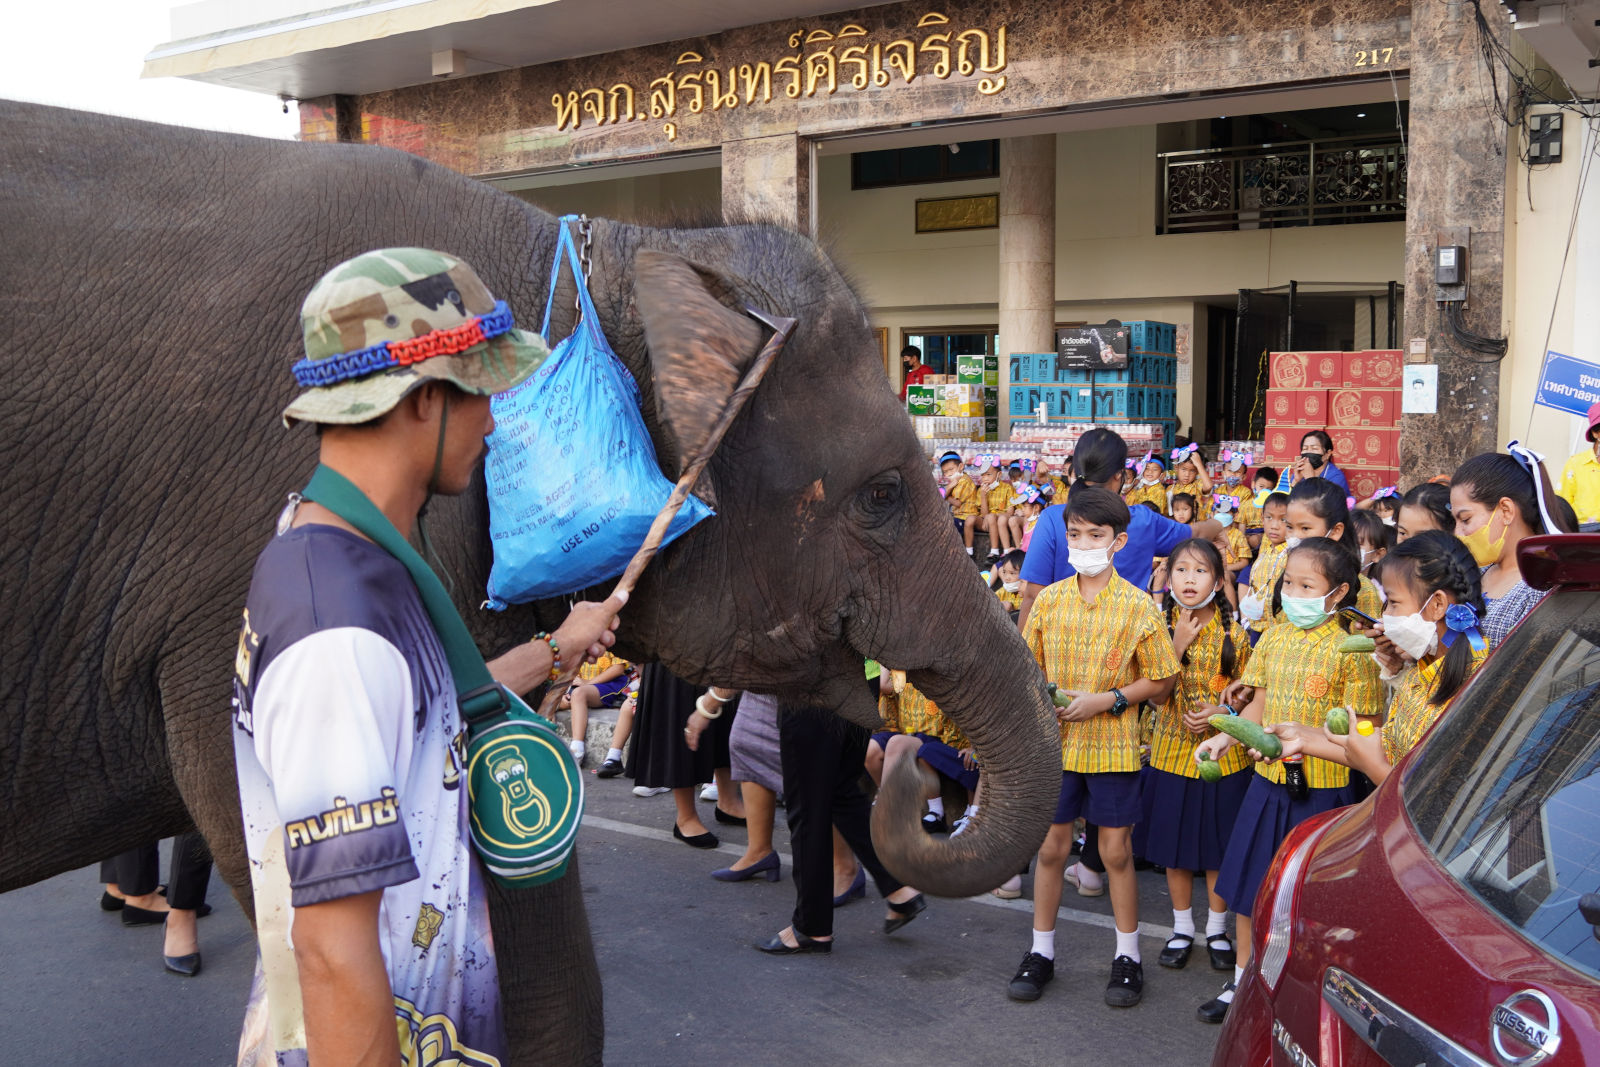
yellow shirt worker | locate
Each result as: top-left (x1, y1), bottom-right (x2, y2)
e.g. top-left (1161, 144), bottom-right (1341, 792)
top-left (1557, 402), bottom-right (1600, 529)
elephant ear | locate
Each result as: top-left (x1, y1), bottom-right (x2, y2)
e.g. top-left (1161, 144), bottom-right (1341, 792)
top-left (633, 249), bottom-right (765, 500)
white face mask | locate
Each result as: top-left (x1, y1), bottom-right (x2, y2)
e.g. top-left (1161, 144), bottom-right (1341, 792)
top-left (1002, 580), bottom-right (1020, 593)
top-left (1384, 597), bottom-right (1442, 661)
top-left (1069, 545), bottom-right (1114, 577)
top-left (1239, 592), bottom-right (1266, 621)
top-left (1141, 477), bottom-right (1158, 487)
top-left (1217, 512), bottom-right (1234, 528)
top-left (1381, 516), bottom-right (1396, 527)
top-left (1176, 586), bottom-right (1218, 609)
top-left (1285, 536), bottom-right (1303, 551)
top-left (1359, 547), bottom-right (1372, 565)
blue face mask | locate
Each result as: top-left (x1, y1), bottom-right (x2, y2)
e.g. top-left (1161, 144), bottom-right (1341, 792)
top-left (1216, 512), bottom-right (1234, 528)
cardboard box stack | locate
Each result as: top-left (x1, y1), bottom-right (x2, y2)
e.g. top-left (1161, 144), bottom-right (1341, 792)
top-left (908, 356), bottom-right (999, 441)
top-left (1006, 321), bottom-right (1179, 449)
top-left (1263, 349), bottom-right (1403, 497)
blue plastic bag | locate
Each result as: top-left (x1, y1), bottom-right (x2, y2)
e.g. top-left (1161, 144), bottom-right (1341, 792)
top-left (482, 218), bottom-right (712, 606)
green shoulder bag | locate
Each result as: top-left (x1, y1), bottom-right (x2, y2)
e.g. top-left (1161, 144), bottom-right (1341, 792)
top-left (302, 465), bottom-right (584, 887)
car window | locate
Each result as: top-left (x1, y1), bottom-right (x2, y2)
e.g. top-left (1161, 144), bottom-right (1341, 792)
top-left (1401, 589), bottom-right (1600, 981)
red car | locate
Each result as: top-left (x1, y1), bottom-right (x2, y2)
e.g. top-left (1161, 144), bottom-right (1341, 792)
top-left (1214, 534), bottom-right (1600, 1066)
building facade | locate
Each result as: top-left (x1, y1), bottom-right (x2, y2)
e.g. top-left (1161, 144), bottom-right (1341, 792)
top-left (148, 0), bottom-right (1600, 477)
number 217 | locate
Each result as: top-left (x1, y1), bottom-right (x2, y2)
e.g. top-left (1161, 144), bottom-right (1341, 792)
top-left (1355, 47), bottom-right (1396, 66)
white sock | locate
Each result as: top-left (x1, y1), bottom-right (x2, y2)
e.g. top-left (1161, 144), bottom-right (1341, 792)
top-left (1031, 928), bottom-right (1056, 960)
top-left (569, 740), bottom-right (586, 757)
top-left (966, 546), bottom-right (975, 555)
top-left (927, 797), bottom-right (945, 817)
top-left (1172, 908), bottom-right (1196, 941)
top-left (1206, 909), bottom-right (1229, 940)
top-left (963, 804), bottom-right (980, 818)
top-left (605, 747), bottom-right (623, 763)
top-left (1115, 927), bottom-right (1140, 963)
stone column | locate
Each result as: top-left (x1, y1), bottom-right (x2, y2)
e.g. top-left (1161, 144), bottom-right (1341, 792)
top-left (999, 135), bottom-right (1056, 432)
top-left (1401, 0), bottom-right (1510, 477)
top-left (721, 133), bottom-right (812, 233)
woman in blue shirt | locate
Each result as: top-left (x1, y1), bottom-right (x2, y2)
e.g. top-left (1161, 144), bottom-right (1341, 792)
top-left (1017, 428), bottom-right (1228, 627)
top-left (1294, 430), bottom-right (1348, 493)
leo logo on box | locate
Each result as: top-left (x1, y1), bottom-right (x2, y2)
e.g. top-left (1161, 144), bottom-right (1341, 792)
top-left (1271, 394), bottom-right (1291, 417)
top-left (1315, 354), bottom-right (1340, 381)
top-left (1331, 390), bottom-right (1362, 425)
top-left (1305, 393), bottom-right (1325, 419)
top-left (1274, 352), bottom-right (1306, 388)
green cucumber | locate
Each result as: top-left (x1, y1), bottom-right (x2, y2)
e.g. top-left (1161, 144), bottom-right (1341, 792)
top-left (1046, 682), bottom-right (1071, 708)
top-left (1339, 634), bottom-right (1376, 654)
top-left (1196, 750), bottom-right (1223, 782)
top-left (1325, 706), bottom-right (1350, 735)
top-left (1208, 714), bottom-right (1283, 759)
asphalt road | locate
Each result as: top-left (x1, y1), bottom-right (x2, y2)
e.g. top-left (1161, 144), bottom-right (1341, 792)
top-left (1, 783), bottom-right (1225, 1066)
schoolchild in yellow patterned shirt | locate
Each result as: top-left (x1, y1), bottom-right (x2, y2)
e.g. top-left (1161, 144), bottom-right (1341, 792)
top-left (1211, 492), bottom-right (1252, 615)
top-left (868, 680), bottom-right (978, 835)
top-left (1124, 454), bottom-right (1168, 515)
top-left (1194, 538), bottom-right (1383, 1023)
top-left (1260, 479), bottom-right (1384, 632)
top-left (559, 652), bottom-right (632, 767)
top-left (1268, 531), bottom-right (1488, 789)
top-left (990, 549), bottom-right (1026, 617)
top-left (940, 451), bottom-right (980, 557)
top-left (1239, 493), bottom-right (1289, 644)
top-left (1237, 466), bottom-right (1279, 554)
top-left (1009, 487), bottom-right (1180, 1009)
top-left (979, 462), bottom-right (1016, 559)
top-left (1133, 538), bottom-right (1253, 976)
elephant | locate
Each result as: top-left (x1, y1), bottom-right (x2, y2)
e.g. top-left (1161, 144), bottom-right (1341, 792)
top-left (0, 100), bottom-right (1061, 1064)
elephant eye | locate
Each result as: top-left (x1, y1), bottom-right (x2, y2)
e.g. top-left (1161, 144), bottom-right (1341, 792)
top-left (852, 471), bottom-right (905, 528)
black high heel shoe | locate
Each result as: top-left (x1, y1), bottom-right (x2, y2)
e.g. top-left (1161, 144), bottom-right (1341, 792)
top-left (755, 929), bottom-right (832, 954)
top-left (163, 952), bottom-right (202, 977)
top-left (883, 893), bottom-right (926, 934)
top-left (673, 822), bottom-right (719, 849)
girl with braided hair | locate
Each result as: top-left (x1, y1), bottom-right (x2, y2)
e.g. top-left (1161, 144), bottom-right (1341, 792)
top-left (1267, 531), bottom-right (1489, 787)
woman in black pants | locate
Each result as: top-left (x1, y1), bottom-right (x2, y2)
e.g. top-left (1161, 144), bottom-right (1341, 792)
top-left (99, 832), bottom-right (213, 975)
top-left (756, 685), bottom-right (925, 954)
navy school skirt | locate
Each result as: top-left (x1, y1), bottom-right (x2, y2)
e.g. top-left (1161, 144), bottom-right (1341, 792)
top-left (1132, 765), bottom-right (1252, 873)
top-left (869, 731), bottom-right (978, 792)
top-left (1213, 774), bottom-right (1353, 918)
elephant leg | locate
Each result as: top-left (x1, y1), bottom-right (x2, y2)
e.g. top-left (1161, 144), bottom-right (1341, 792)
top-left (160, 640), bottom-right (254, 921)
top-left (487, 852), bottom-right (604, 1066)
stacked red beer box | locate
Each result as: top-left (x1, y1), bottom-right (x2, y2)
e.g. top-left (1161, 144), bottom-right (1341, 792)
top-left (1262, 349), bottom-right (1403, 500)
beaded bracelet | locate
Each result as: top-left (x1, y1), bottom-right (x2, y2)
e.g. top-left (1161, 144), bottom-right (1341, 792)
top-left (534, 631), bottom-right (563, 683)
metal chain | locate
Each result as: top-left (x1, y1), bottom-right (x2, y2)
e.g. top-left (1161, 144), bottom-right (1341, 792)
top-left (573, 214), bottom-right (593, 323)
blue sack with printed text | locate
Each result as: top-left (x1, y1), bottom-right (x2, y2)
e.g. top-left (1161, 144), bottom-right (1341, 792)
top-left (482, 218), bottom-right (712, 606)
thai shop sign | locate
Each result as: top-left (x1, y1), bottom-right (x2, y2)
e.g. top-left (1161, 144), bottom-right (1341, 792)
top-left (1534, 350), bottom-right (1600, 417)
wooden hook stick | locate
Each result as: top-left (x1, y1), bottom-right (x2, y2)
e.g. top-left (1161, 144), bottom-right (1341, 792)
top-left (536, 308), bottom-right (798, 719)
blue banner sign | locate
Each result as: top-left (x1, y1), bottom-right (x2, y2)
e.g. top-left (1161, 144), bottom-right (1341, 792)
top-left (1535, 351), bottom-right (1600, 417)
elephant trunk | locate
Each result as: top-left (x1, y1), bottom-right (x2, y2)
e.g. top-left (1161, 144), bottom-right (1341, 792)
top-left (868, 580), bottom-right (1062, 899)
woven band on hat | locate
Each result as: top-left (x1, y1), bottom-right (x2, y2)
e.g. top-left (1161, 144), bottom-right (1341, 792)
top-left (292, 300), bottom-right (516, 388)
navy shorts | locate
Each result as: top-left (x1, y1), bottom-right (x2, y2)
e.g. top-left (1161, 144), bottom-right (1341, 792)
top-left (914, 736), bottom-right (979, 792)
top-left (1053, 770), bottom-right (1142, 828)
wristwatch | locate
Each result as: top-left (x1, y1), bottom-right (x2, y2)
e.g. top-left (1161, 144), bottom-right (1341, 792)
top-left (1109, 688), bottom-right (1129, 716)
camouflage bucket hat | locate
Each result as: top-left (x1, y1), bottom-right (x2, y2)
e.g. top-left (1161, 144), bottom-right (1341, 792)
top-left (283, 247), bottom-right (549, 427)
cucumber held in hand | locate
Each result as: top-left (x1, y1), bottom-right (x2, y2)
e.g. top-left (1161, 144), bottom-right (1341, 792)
top-left (1339, 634), bottom-right (1376, 654)
top-left (1046, 682), bottom-right (1071, 708)
top-left (1325, 706), bottom-right (1350, 735)
top-left (1208, 714), bottom-right (1283, 759)
top-left (1196, 749), bottom-right (1224, 783)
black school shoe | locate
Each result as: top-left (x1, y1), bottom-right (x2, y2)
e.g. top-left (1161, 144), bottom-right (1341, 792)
top-left (1158, 933), bottom-right (1193, 969)
top-left (1206, 933), bottom-right (1237, 971)
top-left (921, 812), bottom-right (948, 835)
top-left (1007, 952), bottom-right (1055, 1001)
top-left (1105, 955), bottom-right (1144, 1007)
top-left (595, 757), bottom-right (625, 779)
top-left (1197, 981), bottom-right (1235, 1024)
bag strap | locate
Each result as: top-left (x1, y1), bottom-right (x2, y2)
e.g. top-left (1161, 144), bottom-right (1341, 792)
top-left (540, 216), bottom-right (602, 340)
top-left (300, 464), bottom-right (513, 727)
